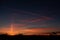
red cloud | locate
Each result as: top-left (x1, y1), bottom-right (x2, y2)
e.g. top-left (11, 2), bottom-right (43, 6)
top-left (20, 16), bottom-right (54, 23)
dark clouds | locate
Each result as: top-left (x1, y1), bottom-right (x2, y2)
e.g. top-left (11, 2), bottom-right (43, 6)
top-left (0, 0), bottom-right (60, 29)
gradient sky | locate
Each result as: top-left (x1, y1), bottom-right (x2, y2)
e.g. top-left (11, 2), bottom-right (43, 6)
top-left (0, 0), bottom-right (60, 35)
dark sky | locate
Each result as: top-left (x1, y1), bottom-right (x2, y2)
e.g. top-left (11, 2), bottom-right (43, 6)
top-left (0, 0), bottom-right (60, 30)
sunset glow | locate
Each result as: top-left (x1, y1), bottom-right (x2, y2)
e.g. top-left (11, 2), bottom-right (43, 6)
top-left (8, 24), bottom-right (14, 35)
top-left (0, 23), bottom-right (60, 35)
top-left (0, 0), bottom-right (60, 37)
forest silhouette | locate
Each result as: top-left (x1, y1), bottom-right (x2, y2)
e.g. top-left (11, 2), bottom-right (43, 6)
top-left (0, 32), bottom-right (60, 40)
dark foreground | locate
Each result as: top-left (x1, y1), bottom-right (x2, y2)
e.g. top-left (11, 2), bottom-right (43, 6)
top-left (0, 34), bottom-right (60, 40)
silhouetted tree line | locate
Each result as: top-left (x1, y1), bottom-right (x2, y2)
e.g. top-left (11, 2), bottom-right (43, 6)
top-left (0, 32), bottom-right (60, 40)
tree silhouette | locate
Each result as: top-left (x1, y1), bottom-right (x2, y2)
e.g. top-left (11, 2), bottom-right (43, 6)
top-left (50, 32), bottom-right (57, 35)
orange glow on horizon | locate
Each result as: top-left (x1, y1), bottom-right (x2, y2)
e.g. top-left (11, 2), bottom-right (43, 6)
top-left (0, 24), bottom-right (60, 35)
top-left (8, 24), bottom-right (14, 35)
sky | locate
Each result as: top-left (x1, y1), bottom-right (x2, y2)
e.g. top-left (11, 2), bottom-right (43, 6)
top-left (0, 0), bottom-right (60, 35)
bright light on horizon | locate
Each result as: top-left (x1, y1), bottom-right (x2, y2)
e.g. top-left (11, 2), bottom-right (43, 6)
top-left (0, 23), bottom-right (60, 35)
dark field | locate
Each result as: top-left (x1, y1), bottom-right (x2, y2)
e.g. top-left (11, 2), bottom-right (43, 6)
top-left (0, 34), bottom-right (60, 40)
